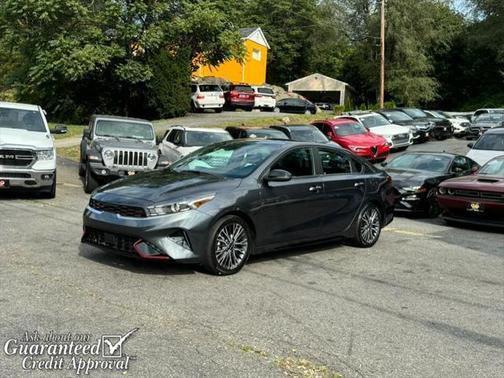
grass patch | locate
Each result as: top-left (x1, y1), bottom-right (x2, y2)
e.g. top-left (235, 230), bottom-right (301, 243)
top-left (49, 123), bottom-right (85, 139)
top-left (276, 356), bottom-right (343, 378)
top-left (57, 146), bottom-right (80, 162)
top-left (208, 114), bottom-right (323, 129)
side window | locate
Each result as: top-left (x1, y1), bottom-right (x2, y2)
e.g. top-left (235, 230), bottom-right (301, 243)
top-left (271, 148), bottom-right (314, 177)
top-left (191, 85), bottom-right (197, 93)
top-left (166, 130), bottom-right (175, 143)
top-left (318, 148), bottom-right (352, 175)
top-left (172, 130), bottom-right (183, 146)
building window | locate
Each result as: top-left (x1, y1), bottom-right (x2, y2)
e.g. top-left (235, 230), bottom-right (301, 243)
top-left (252, 49), bottom-right (261, 61)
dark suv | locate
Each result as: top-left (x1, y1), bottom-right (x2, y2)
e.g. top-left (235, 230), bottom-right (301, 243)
top-left (395, 108), bottom-right (453, 140)
top-left (79, 115), bottom-right (170, 193)
top-left (224, 84), bottom-right (255, 111)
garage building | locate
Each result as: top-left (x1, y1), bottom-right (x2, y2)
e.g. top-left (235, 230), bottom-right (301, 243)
top-left (285, 73), bottom-right (352, 106)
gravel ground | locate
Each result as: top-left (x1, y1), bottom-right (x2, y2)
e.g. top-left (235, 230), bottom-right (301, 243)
top-left (1, 137), bottom-right (503, 377)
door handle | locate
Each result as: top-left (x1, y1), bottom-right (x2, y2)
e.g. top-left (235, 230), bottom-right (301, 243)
top-left (309, 185), bottom-right (322, 192)
top-left (354, 182), bottom-right (365, 187)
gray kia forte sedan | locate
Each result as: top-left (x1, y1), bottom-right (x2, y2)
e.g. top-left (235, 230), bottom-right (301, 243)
top-left (82, 139), bottom-right (395, 275)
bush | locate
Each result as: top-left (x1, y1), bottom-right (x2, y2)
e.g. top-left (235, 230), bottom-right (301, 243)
top-left (333, 105), bottom-right (345, 115)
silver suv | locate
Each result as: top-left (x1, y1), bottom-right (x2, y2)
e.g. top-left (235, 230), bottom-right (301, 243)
top-left (0, 102), bottom-right (57, 198)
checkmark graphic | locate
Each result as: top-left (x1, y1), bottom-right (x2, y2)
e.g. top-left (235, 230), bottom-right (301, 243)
top-left (102, 328), bottom-right (138, 358)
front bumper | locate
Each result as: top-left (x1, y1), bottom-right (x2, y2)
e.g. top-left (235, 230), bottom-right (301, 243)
top-left (82, 206), bottom-right (212, 262)
top-left (354, 147), bottom-right (390, 162)
top-left (88, 161), bottom-right (157, 180)
top-left (0, 168), bottom-right (55, 188)
top-left (394, 191), bottom-right (428, 213)
top-left (438, 195), bottom-right (504, 228)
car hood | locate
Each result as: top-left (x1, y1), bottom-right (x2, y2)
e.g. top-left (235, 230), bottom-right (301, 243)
top-left (92, 137), bottom-right (156, 151)
top-left (440, 175), bottom-right (504, 192)
top-left (385, 168), bottom-right (446, 189)
top-left (93, 169), bottom-right (241, 206)
top-left (368, 124), bottom-right (410, 137)
top-left (337, 132), bottom-right (386, 146)
top-left (466, 150), bottom-right (503, 166)
top-left (0, 128), bottom-right (53, 149)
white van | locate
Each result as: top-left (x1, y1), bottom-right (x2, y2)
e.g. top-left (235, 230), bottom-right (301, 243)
top-left (0, 102), bottom-right (57, 198)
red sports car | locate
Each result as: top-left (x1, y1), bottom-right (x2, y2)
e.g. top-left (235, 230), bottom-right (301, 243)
top-left (438, 155), bottom-right (504, 228)
top-left (312, 118), bottom-right (390, 162)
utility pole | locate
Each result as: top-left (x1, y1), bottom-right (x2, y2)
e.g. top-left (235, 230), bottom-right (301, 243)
top-left (379, 0), bottom-right (386, 108)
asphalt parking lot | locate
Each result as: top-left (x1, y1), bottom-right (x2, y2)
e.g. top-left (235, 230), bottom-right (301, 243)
top-left (1, 137), bottom-right (503, 377)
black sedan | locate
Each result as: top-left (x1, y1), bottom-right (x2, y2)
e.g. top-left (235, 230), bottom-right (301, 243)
top-left (377, 109), bottom-right (431, 143)
top-left (276, 98), bottom-right (317, 114)
top-left (395, 108), bottom-right (453, 140)
top-left (382, 152), bottom-right (479, 217)
top-left (467, 113), bottom-right (504, 139)
top-left (225, 126), bottom-right (289, 140)
top-left (82, 140), bottom-right (396, 275)
top-left (270, 124), bottom-right (330, 143)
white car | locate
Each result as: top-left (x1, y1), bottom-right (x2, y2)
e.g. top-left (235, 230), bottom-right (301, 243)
top-left (190, 83), bottom-right (225, 112)
top-left (466, 128), bottom-right (504, 166)
top-left (472, 108), bottom-right (504, 121)
top-left (0, 101), bottom-right (57, 198)
top-left (343, 112), bottom-right (413, 150)
top-left (159, 126), bottom-right (233, 163)
top-left (252, 86), bottom-right (276, 111)
top-left (424, 110), bottom-right (470, 137)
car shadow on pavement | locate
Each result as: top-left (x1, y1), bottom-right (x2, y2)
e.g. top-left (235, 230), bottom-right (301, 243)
top-left (78, 245), bottom-right (200, 276)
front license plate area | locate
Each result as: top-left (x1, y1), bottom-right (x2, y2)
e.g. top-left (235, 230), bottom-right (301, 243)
top-left (467, 202), bottom-right (484, 213)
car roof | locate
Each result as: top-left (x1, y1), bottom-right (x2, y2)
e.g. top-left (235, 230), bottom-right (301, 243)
top-left (272, 124), bottom-right (315, 129)
top-left (0, 101), bottom-right (40, 111)
top-left (394, 151), bottom-right (458, 158)
top-left (92, 114), bottom-right (151, 124)
top-left (169, 126), bottom-right (229, 133)
top-left (485, 128), bottom-right (504, 134)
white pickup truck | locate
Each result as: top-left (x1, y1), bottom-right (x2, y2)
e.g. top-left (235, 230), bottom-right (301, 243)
top-left (0, 102), bottom-right (57, 198)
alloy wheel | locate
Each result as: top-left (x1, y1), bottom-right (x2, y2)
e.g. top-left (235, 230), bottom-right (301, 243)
top-left (360, 207), bottom-right (381, 245)
top-left (214, 222), bottom-right (249, 271)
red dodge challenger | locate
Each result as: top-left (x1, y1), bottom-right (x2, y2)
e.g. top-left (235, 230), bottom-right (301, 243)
top-left (438, 155), bottom-right (504, 228)
top-left (312, 118), bottom-right (390, 163)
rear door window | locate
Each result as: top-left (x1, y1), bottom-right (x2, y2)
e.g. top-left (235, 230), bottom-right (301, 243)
top-left (272, 148), bottom-right (314, 177)
top-left (317, 148), bottom-right (352, 175)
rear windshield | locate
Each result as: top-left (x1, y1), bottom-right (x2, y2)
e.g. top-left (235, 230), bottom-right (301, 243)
top-left (199, 85), bottom-right (222, 92)
top-left (95, 120), bottom-right (154, 141)
top-left (186, 131), bottom-right (232, 147)
top-left (257, 87), bottom-right (274, 95)
top-left (473, 133), bottom-right (504, 151)
top-left (232, 85), bottom-right (253, 92)
top-left (289, 127), bottom-right (328, 143)
top-left (334, 122), bottom-right (368, 136)
top-left (0, 107), bottom-right (46, 132)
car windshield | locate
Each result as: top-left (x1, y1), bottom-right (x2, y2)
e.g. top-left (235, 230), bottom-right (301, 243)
top-left (334, 122), bottom-right (367, 136)
top-left (185, 131), bottom-right (232, 147)
top-left (199, 85), bottom-right (221, 92)
top-left (233, 86), bottom-right (253, 92)
top-left (473, 133), bottom-right (504, 151)
top-left (0, 107), bottom-right (46, 132)
top-left (95, 120), bottom-right (154, 141)
top-left (289, 127), bottom-right (328, 142)
top-left (401, 108), bottom-right (428, 119)
top-left (479, 158), bottom-right (504, 177)
top-left (428, 111), bottom-right (446, 119)
top-left (247, 129), bottom-right (289, 139)
top-left (171, 141), bottom-right (279, 178)
top-left (360, 114), bottom-right (390, 128)
top-left (474, 113), bottom-right (504, 123)
top-left (387, 153), bottom-right (452, 172)
top-left (381, 111), bottom-right (413, 122)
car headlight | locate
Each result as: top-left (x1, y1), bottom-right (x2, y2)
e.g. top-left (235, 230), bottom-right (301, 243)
top-left (402, 186), bottom-right (426, 193)
top-left (37, 149), bottom-right (55, 160)
top-left (438, 187), bottom-right (446, 195)
top-left (103, 149), bottom-right (115, 160)
top-left (146, 195), bottom-right (215, 217)
top-left (348, 145), bottom-right (365, 152)
top-left (147, 152), bottom-right (157, 161)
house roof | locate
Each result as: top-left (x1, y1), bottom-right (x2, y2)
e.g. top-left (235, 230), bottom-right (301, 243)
top-left (239, 27), bottom-right (270, 49)
top-left (286, 73), bottom-right (350, 89)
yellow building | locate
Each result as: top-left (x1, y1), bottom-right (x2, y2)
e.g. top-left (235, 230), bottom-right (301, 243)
top-left (195, 27), bottom-right (270, 85)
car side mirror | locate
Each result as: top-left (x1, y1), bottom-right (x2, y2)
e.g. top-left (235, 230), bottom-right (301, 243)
top-left (265, 169), bottom-right (292, 183)
top-left (471, 165), bottom-right (479, 174)
top-left (83, 128), bottom-right (90, 138)
top-left (380, 161), bottom-right (388, 167)
top-left (50, 124), bottom-right (68, 134)
top-left (467, 142), bottom-right (474, 148)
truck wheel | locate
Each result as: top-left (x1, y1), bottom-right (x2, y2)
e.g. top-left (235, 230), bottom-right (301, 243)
top-left (40, 172), bottom-right (56, 199)
top-left (84, 163), bottom-right (98, 194)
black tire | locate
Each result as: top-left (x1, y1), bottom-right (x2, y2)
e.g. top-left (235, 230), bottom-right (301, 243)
top-left (78, 160), bottom-right (85, 177)
top-left (425, 188), bottom-right (441, 218)
top-left (202, 215), bottom-right (253, 275)
top-left (215, 108), bottom-right (223, 113)
top-left (40, 172), bottom-right (56, 199)
top-left (352, 204), bottom-right (382, 248)
top-left (84, 162), bottom-right (98, 194)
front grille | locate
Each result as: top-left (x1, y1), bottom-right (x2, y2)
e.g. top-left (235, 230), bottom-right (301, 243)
top-left (0, 172), bottom-right (31, 178)
top-left (89, 198), bottom-right (147, 218)
top-left (82, 227), bottom-right (138, 253)
top-left (112, 150), bottom-right (149, 168)
top-left (0, 149), bottom-right (35, 167)
top-left (453, 189), bottom-right (504, 202)
top-left (392, 133), bottom-right (409, 143)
